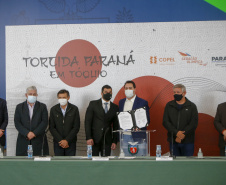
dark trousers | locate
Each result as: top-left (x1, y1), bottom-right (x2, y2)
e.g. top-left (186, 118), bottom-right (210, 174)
top-left (170, 143), bottom-right (194, 156)
top-left (220, 147), bottom-right (225, 156)
top-left (54, 141), bottom-right (76, 156)
top-left (92, 139), bottom-right (111, 156)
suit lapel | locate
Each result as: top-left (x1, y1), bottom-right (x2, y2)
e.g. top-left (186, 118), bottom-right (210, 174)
top-left (120, 98), bottom-right (126, 112)
top-left (23, 101), bottom-right (30, 120)
top-left (32, 101), bottom-right (40, 119)
top-left (106, 102), bottom-right (113, 116)
top-left (132, 96), bottom-right (139, 110)
top-left (98, 99), bottom-right (105, 116)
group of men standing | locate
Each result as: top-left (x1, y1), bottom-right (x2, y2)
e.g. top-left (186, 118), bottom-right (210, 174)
top-left (14, 87), bottom-right (80, 156)
top-left (0, 81), bottom-right (226, 156)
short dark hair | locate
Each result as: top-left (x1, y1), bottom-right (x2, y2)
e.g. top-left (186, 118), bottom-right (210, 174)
top-left (124, 80), bottom-right (136, 88)
top-left (57, 89), bottom-right (70, 97)
top-left (102, 85), bottom-right (112, 93)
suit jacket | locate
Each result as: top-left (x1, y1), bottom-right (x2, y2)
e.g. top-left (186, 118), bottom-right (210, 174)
top-left (119, 96), bottom-right (150, 127)
top-left (0, 98), bottom-right (8, 146)
top-left (14, 101), bottom-right (49, 156)
top-left (85, 99), bottom-right (119, 145)
top-left (119, 96), bottom-right (150, 140)
top-left (214, 102), bottom-right (226, 148)
top-left (49, 102), bottom-right (80, 144)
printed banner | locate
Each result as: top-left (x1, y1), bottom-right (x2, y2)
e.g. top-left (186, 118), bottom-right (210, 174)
top-left (6, 21), bottom-right (226, 156)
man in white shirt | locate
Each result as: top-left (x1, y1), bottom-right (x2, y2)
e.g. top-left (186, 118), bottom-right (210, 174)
top-left (119, 81), bottom-right (150, 156)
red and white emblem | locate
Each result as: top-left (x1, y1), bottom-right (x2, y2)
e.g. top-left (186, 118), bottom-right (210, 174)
top-left (128, 142), bottom-right (139, 155)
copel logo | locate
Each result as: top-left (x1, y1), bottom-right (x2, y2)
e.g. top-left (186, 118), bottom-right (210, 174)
top-left (150, 56), bottom-right (175, 65)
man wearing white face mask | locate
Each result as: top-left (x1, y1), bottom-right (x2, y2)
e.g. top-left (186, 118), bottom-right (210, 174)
top-left (14, 86), bottom-right (49, 156)
top-left (119, 81), bottom-right (150, 156)
top-left (49, 89), bottom-right (80, 156)
top-left (119, 80), bottom-right (150, 124)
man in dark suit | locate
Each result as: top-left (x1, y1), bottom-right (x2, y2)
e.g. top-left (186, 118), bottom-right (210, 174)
top-left (49, 89), bottom-right (80, 156)
top-left (85, 85), bottom-right (119, 156)
top-left (119, 80), bottom-right (150, 156)
top-left (14, 86), bottom-right (49, 156)
top-left (214, 102), bottom-right (226, 156)
top-left (0, 98), bottom-right (8, 154)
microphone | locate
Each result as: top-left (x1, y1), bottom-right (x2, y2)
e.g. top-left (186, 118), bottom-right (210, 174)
top-left (40, 128), bottom-right (49, 157)
top-left (103, 127), bottom-right (110, 157)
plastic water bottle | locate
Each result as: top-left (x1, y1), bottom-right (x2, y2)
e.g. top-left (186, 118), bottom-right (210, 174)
top-left (27, 145), bottom-right (33, 158)
top-left (87, 145), bottom-right (92, 159)
top-left (197, 148), bottom-right (203, 158)
top-left (156, 145), bottom-right (162, 157)
top-left (0, 148), bottom-right (3, 158)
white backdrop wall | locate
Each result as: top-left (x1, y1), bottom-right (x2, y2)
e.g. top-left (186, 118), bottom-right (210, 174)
top-left (6, 21), bottom-right (226, 156)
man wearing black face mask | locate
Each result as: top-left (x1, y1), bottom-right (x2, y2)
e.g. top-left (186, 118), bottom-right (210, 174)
top-left (85, 85), bottom-right (119, 156)
top-left (163, 84), bottom-right (198, 156)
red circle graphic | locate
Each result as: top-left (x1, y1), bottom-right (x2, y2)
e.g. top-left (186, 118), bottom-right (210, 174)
top-left (194, 113), bottom-right (218, 156)
top-left (55, 39), bottom-right (102, 87)
top-left (113, 76), bottom-right (219, 156)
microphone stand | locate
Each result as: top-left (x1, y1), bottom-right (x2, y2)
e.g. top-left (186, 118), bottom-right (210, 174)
top-left (40, 128), bottom-right (49, 157)
top-left (170, 132), bottom-right (176, 158)
top-left (29, 119), bottom-right (31, 145)
top-left (103, 127), bottom-right (110, 157)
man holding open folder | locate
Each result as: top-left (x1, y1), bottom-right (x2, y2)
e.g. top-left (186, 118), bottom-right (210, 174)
top-left (119, 80), bottom-right (150, 156)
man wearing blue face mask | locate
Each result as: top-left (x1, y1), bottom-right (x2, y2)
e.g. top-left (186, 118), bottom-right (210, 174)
top-left (49, 89), bottom-right (80, 156)
top-left (163, 84), bottom-right (198, 156)
top-left (14, 86), bottom-right (49, 156)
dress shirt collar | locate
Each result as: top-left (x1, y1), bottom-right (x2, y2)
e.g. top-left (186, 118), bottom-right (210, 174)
top-left (60, 104), bottom-right (67, 117)
top-left (27, 101), bottom-right (35, 107)
top-left (126, 95), bottom-right (136, 103)
top-left (102, 98), bottom-right (110, 104)
top-left (27, 101), bottom-right (35, 120)
top-left (60, 104), bottom-right (67, 111)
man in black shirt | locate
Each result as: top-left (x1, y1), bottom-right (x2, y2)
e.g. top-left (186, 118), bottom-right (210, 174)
top-left (163, 84), bottom-right (198, 156)
top-left (49, 89), bottom-right (80, 156)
